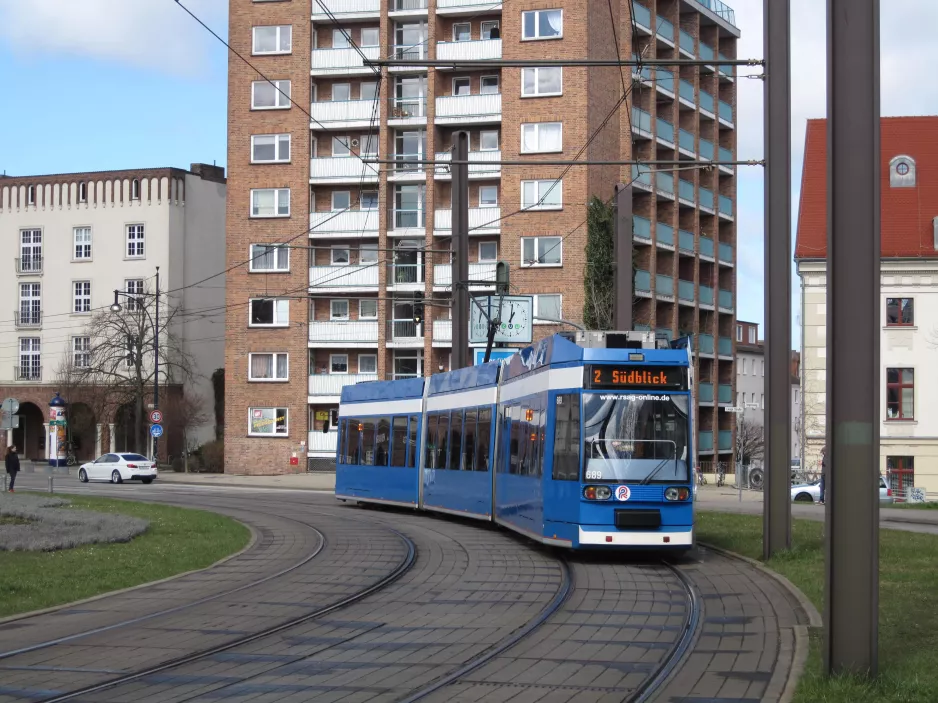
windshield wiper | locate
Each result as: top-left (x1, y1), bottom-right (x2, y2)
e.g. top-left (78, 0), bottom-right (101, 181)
top-left (639, 457), bottom-right (671, 485)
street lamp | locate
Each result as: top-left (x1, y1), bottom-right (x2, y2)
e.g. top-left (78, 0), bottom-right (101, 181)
top-left (110, 266), bottom-right (160, 460)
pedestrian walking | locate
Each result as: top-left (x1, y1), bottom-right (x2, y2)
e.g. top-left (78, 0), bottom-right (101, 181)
top-left (5, 445), bottom-right (20, 493)
top-left (819, 446), bottom-right (827, 504)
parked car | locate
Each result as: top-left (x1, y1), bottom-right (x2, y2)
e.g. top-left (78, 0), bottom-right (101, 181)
top-left (77, 453), bottom-right (158, 484)
top-left (790, 475), bottom-right (893, 504)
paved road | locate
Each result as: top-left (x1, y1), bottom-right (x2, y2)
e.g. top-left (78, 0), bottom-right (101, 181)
top-left (1, 476), bottom-right (815, 702)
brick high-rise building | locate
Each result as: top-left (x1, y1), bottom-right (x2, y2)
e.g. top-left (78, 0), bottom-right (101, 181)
top-left (225, 0), bottom-right (740, 474)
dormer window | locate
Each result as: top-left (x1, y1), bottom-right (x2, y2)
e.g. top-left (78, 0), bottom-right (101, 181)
top-left (890, 155), bottom-right (916, 188)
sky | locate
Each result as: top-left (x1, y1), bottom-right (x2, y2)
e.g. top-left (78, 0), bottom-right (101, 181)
top-left (2, 0), bottom-right (938, 350)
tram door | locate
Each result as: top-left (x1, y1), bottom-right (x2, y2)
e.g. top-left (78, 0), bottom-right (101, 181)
top-left (543, 392), bottom-right (582, 526)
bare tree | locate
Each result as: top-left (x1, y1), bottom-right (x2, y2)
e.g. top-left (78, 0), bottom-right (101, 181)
top-left (54, 358), bottom-right (113, 455)
top-left (736, 415), bottom-right (765, 465)
top-left (67, 286), bottom-right (195, 455)
top-left (163, 392), bottom-right (209, 473)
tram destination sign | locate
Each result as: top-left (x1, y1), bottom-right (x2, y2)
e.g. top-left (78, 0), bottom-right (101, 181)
top-left (584, 365), bottom-right (686, 390)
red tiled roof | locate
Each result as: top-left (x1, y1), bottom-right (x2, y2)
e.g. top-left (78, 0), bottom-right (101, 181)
top-left (795, 116), bottom-right (938, 260)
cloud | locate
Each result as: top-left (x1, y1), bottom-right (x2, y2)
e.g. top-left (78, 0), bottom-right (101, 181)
top-left (731, 0), bottom-right (938, 347)
top-left (0, 0), bottom-right (227, 76)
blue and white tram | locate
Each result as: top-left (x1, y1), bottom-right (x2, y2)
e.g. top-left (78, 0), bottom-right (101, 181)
top-left (335, 332), bottom-right (695, 550)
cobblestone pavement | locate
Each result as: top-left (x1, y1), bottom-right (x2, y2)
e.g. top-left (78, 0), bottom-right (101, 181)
top-left (1, 478), bottom-right (816, 702)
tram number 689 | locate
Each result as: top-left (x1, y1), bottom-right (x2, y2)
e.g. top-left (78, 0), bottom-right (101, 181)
top-left (585, 471), bottom-right (603, 480)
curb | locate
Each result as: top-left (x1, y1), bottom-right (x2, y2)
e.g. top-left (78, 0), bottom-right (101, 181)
top-left (158, 478), bottom-right (334, 492)
top-left (0, 514), bottom-right (258, 627)
top-left (699, 542), bottom-right (821, 703)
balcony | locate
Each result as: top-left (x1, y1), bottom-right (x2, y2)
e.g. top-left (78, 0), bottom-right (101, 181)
top-left (656, 172), bottom-right (674, 199)
top-left (718, 429), bottom-right (733, 451)
top-left (308, 430), bottom-right (338, 455)
top-left (12, 366), bottom-right (41, 382)
top-left (656, 116), bottom-right (675, 145)
top-left (699, 285), bottom-right (714, 307)
top-left (434, 207), bottom-right (501, 236)
top-left (678, 279), bottom-right (694, 302)
top-left (718, 146), bottom-right (734, 174)
top-left (632, 107), bottom-right (652, 137)
top-left (434, 150), bottom-right (501, 179)
top-left (433, 262), bottom-right (496, 290)
top-left (690, 0), bottom-right (738, 27)
top-left (432, 318), bottom-right (452, 345)
top-left (435, 93), bottom-right (501, 125)
top-left (678, 179), bottom-right (695, 205)
top-left (718, 53), bottom-right (735, 81)
top-left (309, 373), bottom-right (378, 398)
top-left (437, 0), bottom-right (503, 14)
top-left (389, 154), bottom-right (428, 182)
top-left (718, 289), bottom-right (733, 311)
top-left (698, 334), bottom-right (714, 356)
top-left (699, 89), bottom-right (715, 116)
top-left (700, 235), bottom-right (715, 259)
top-left (699, 431), bottom-right (714, 453)
top-left (699, 382), bottom-right (714, 404)
top-left (656, 274), bottom-right (674, 300)
top-left (631, 164), bottom-right (653, 190)
top-left (718, 337), bottom-right (733, 357)
top-left (389, 44), bottom-right (428, 72)
top-left (311, 45), bottom-right (380, 76)
top-left (679, 79), bottom-right (696, 107)
top-left (634, 269), bottom-right (651, 295)
top-left (389, 208), bottom-right (426, 234)
top-left (699, 187), bottom-right (715, 213)
top-left (718, 384), bottom-right (733, 405)
top-left (311, 0), bottom-right (380, 21)
top-left (387, 263), bottom-right (425, 291)
top-left (309, 209), bottom-right (379, 238)
top-left (15, 257), bottom-right (42, 276)
top-left (14, 311), bottom-right (41, 329)
top-left (309, 264), bottom-right (379, 291)
top-left (309, 157), bottom-right (380, 184)
top-left (656, 222), bottom-right (674, 248)
top-left (436, 39), bottom-right (501, 65)
top-left (719, 195), bottom-right (734, 219)
top-left (699, 138), bottom-right (714, 160)
top-left (387, 320), bottom-right (425, 346)
top-left (656, 328), bottom-right (673, 342)
top-left (678, 229), bottom-right (694, 253)
top-left (678, 129), bottom-right (695, 156)
top-left (655, 68), bottom-right (675, 95)
top-left (310, 99), bottom-right (379, 129)
top-left (308, 320), bottom-right (379, 346)
top-left (718, 242), bottom-right (733, 264)
top-left (389, 0), bottom-right (429, 17)
top-left (679, 29), bottom-right (694, 56)
top-left (719, 100), bottom-right (734, 127)
top-left (633, 215), bottom-right (651, 241)
top-left (698, 42), bottom-right (715, 64)
top-left (632, 3), bottom-right (652, 31)
top-left (655, 15), bottom-right (675, 45)
top-left (388, 97), bottom-right (427, 125)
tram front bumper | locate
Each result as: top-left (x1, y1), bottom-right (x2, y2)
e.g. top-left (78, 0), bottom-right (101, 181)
top-left (578, 524), bottom-right (693, 546)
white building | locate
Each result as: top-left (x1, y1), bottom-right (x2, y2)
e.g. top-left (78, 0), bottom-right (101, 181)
top-left (0, 165), bottom-right (226, 462)
top-left (796, 116), bottom-right (938, 494)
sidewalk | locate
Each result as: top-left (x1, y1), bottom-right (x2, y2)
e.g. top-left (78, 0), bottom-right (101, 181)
top-left (158, 471), bottom-right (335, 491)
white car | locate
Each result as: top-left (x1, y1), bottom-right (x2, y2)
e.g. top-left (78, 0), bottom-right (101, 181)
top-left (791, 476), bottom-right (893, 504)
top-left (78, 453), bottom-right (158, 484)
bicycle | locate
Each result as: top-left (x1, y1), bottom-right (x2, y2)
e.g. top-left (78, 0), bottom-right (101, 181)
top-left (696, 470), bottom-right (708, 486)
top-left (716, 462), bottom-right (727, 487)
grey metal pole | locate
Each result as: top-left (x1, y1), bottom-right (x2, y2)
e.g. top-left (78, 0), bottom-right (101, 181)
top-left (452, 132), bottom-right (470, 369)
top-left (614, 183), bottom-right (633, 331)
top-left (763, 0), bottom-right (792, 558)
top-left (825, 0), bottom-right (880, 677)
top-left (153, 266), bottom-right (160, 461)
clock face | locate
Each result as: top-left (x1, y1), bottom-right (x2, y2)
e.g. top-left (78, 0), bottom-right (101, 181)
top-left (498, 301), bottom-right (530, 337)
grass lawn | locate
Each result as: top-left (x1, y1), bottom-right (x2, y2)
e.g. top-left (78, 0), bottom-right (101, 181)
top-left (0, 493), bottom-right (250, 619)
top-left (697, 511), bottom-right (938, 703)
top-left (888, 502), bottom-right (938, 510)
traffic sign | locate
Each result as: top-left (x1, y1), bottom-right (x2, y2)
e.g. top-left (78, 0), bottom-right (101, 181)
top-left (725, 406), bottom-right (744, 413)
top-left (149, 409), bottom-right (163, 424)
top-left (50, 419), bottom-right (67, 427)
top-left (1, 398), bottom-right (19, 415)
top-left (150, 424), bottom-right (164, 438)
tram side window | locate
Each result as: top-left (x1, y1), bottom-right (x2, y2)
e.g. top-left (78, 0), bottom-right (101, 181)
top-left (449, 410), bottom-right (463, 471)
top-left (361, 419), bottom-right (376, 466)
top-left (375, 417), bottom-right (391, 467)
top-left (537, 397), bottom-right (547, 477)
top-left (509, 406), bottom-right (521, 475)
top-left (552, 393), bottom-right (580, 480)
top-left (391, 416), bottom-right (408, 467)
top-left (347, 419), bottom-right (362, 465)
top-left (463, 408), bottom-right (477, 471)
top-left (476, 407), bottom-right (492, 471)
top-left (436, 411), bottom-right (450, 469)
top-left (407, 415), bottom-right (419, 468)
top-left (425, 414), bottom-right (438, 469)
top-left (337, 420), bottom-right (345, 462)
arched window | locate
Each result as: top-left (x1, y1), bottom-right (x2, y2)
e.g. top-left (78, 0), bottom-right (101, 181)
top-left (79, 182), bottom-right (87, 203)
top-left (27, 185), bottom-right (35, 205)
top-left (890, 155), bottom-right (916, 188)
top-left (131, 178), bottom-right (140, 200)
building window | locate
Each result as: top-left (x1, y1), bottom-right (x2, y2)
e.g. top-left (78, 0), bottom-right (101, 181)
top-left (521, 179), bottom-right (562, 209)
top-left (78, 182), bottom-right (88, 203)
top-left (73, 227), bottom-right (92, 261)
top-left (359, 354), bottom-right (377, 374)
top-left (453, 22), bottom-right (470, 41)
top-left (18, 283), bottom-right (40, 326)
top-left (742, 358), bottom-right (747, 375)
top-left (249, 353), bottom-right (289, 381)
top-left (736, 323), bottom-right (742, 341)
top-left (330, 354), bottom-right (349, 373)
top-left (481, 20), bottom-right (500, 39)
top-left (534, 294), bottom-right (562, 322)
top-left (250, 244), bottom-right (289, 272)
top-left (886, 456), bottom-right (914, 495)
top-left (480, 75), bottom-right (499, 94)
top-left (27, 185), bottom-right (35, 206)
top-left (522, 9), bottom-right (562, 40)
top-left (886, 297), bottom-right (914, 326)
top-left (360, 28), bottom-right (379, 47)
top-left (479, 186), bottom-right (498, 206)
top-left (479, 241), bottom-right (497, 262)
top-left (521, 67), bottom-right (562, 96)
top-left (889, 155), bottom-right (916, 188)
top-left (332, 82), bottom-right (351, 101)
top-left (361, 190), bottom-right (379, 209)
top-left (332, 190), bottom-right (351, 210)
top-left (251, 134), bottom-right (291, 163)
top-left (251, 188), bottom-right (290, 217)
top-left (252, 79), bottom-right (292, 109)
top-left (253, 25), bottom-right (292, 54)
top-left (249, 408), bottom-right (289, 436)
top-left (521, 122), bottom-right (562, 153)
top-left (748, 327), bottom-right (755, 343)
top-left (761, 360), bottom-right (765, 376)
top-left (332, 136), bottom-right (351, 157)
top-left (453, 77), bottom-right (470, 96)
top-left (330, 299), bottom-right (350, 320)
top-left (521, 236), bottom-right (562, 266)
top-left (360, 134), bottom-right (379, 156)
top-left (73, 281), bottom-right (91, 313)
top-left (131, 179), bottom-right (140, 200)
top-left (19, 229), bottom-right (42, 273)
top-left (126, 224), bottom-right (145, 258)
top-left (479, 130), bottom-right (499, 151)
top-left (886, 368), bottom-right (914, 420)
top-left (331, 247), bottom-right (350, 265)
top-left (359, 299), bottom-right (378, 319)
top-left (332, 28), bottom-right (350, 48)
top-left (18, 338), bottom-right (40, 380)
top-left (73, 337), bottom-right (90, 368)
top-left (250, 298), bottom-right (289, 327)
top-left (125, 279), bottom-right (144, 312)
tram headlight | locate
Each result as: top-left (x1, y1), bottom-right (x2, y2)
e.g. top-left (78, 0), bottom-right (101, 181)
top-left (584, 485), bottom-right (612, 500)
top-left (665, 487), bottom-right (690, 501)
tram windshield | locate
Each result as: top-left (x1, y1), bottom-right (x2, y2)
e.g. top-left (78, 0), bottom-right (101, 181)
top-left (582, 392), bottom-right (690, 483)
